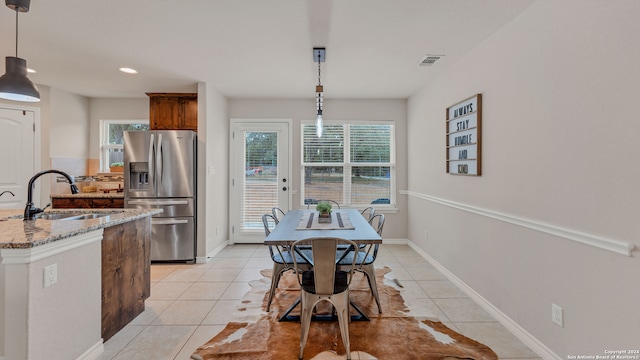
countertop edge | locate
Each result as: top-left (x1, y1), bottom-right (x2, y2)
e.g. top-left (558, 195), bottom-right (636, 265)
top-left (0, 209), bottom-right (161, 249)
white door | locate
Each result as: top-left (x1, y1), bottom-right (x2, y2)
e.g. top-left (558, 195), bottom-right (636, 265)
top-left (0, 107), bottom-right (36, 209)
top-left (229, 120), bottom-right (290, 243)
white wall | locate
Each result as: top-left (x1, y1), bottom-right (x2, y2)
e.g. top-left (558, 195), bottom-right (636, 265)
top-left (197, 83), bottom-right (229, 261)
top-left (406, 0), bottom-right (639, 357)
top-left (88, 97), bottom-right (149, 160)
top-left (49, 89), bottom-right (90, 158)
top-left (228, 98), bottom-right (408, 240)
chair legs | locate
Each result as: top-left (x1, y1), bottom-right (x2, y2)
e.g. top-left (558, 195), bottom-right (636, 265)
top-left (266, 262), bottom-right (287, 312)
top-left (335, 293), bottom-right (352, 360)
top-left (299, 292), bottom-right (351, 360)
top-left (361, 264), bottom-right (382, 313)
top-left (298, 293), bottom-right (312, 360)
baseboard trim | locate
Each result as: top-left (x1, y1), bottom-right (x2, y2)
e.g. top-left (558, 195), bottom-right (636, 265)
top-left (402, 190), bottom-right (634, 256)
top-left (407, 240), bottom-right (561, 360)
top-left (380, 238), bottom-right (407, 245)
top-left (76, 339), bottom-right (104, 360)
top-left (197, 240), bottom-right (230, 263)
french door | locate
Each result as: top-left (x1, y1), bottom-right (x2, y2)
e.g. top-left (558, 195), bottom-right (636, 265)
top-left (229, 120), bottom-right (290, 243)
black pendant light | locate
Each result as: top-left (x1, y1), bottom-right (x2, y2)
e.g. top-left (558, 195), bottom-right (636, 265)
top-left (0, 0), bottom-right (40, 102)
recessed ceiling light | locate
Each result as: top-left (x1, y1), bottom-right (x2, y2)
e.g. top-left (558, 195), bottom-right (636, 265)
top-left (119, 67), bottom-right (138, 74)
top-left (27, 68), bottom-right (36, 73)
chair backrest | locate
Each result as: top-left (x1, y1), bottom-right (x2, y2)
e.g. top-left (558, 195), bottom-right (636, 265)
top-left (292, 237), bottom-right (358, 295)
top-left (272, 207), bottom-right (286, 224)
top-left (307, 199), bottom-right (341, 209)
top-left (368, 213), bottom-right (385, 236)
top-left (262, 213), bottom-right (277, 236)
top-left (361, 206), bottom-right (375, 221)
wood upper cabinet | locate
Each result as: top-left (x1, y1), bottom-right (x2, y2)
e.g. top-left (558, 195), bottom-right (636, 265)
top-left (147, 92), bottom-right (198, 131)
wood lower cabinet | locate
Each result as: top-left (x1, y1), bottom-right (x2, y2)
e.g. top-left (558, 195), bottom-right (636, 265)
top-left (147, 92), bottom-right (198, 130)
top-left (101, 217), bottom-right (151, 341)
top-left (51, 197), bottom-right (124, 209)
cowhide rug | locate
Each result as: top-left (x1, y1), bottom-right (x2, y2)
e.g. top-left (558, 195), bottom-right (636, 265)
top-left (192, 267), bottom-right (497, 360)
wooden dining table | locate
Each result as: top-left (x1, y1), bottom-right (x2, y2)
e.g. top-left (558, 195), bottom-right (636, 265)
top-left (264, 209), bottom-right (382, 321)
top-left (264, 209), bottom-right (382, 245)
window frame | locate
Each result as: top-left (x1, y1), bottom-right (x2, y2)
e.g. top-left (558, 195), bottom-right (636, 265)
top-left (100, 119), bottom-right (149, 172)
top-left (300, 120), bottom-right (396, 209)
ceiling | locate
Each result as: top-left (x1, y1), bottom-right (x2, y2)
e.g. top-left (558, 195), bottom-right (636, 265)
top-left (0, 0), bottom-right (535, 99)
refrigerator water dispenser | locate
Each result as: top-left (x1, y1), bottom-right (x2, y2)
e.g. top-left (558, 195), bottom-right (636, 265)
top-left (129, 162), bottom-right (150, 190)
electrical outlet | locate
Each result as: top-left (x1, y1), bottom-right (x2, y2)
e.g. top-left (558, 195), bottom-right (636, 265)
top-left (43, 263), bottom-right (57, 288)
top-left (552, 303), bottom-right (563, 327)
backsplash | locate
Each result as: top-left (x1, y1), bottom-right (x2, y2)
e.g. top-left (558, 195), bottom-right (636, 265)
top-left (50, 157), bottom-right (123, 194)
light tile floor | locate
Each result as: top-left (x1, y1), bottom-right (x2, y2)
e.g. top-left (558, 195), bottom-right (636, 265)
top-left (97, 244), bottom-right (542, 360)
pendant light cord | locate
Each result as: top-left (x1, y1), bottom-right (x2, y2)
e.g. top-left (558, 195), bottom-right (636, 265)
top-left (15, 8), bottom-right (19, 57)
top-left (317, 53), bottom-right (321, 86)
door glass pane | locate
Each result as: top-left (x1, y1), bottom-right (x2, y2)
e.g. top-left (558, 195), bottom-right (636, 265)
top-left (241, 131), bottom-right (278, 231)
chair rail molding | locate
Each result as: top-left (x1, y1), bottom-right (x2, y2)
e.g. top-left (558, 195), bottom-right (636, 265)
top-left (401, 190), bottom-right (634, 256)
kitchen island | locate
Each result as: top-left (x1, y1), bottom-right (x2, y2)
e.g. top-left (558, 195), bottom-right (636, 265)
top-left (0, 208), bottom-right (161, 360)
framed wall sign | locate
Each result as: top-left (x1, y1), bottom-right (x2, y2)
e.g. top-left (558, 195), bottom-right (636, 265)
top-left (446, 94), bottom-right (482, 176)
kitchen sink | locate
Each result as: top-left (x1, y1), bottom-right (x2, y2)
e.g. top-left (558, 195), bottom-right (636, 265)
top-left (37, 212), bottom-right (111, 221)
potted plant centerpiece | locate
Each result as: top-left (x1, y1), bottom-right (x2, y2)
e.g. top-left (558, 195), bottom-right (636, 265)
top-left (316, 201), bottom-right (332, 223)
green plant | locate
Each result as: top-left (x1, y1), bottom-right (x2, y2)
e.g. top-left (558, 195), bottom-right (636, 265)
top-left (315, 202), bottom-right (332, 213)
top-left (110, 162), bottom-right (124, 167)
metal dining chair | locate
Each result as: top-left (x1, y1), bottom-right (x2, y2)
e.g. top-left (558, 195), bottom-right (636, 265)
top-left (337, 213), bottom-right (385, 313)
top-left (292, 237), bottom-right (359, 360)
top-left (360, 206), bottom-right (375, 221)
top-left (262, 214), bottom-right (312, 312)
top-left (272, 207), bottom-right (286, 224)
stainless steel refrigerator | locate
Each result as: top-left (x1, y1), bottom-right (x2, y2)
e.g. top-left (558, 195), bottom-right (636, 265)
top-left (124, 130), bottom-right (196, 262)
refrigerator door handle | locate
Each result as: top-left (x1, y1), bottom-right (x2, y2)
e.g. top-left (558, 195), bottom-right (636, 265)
top-left (148, 133), bottom-right (155, 191)
top-left (127, 199), bottom-right (189, 206)
top-left (157, 133), bottom-right (164, 188)
top-left (152, 219), bottom-right (189, 225)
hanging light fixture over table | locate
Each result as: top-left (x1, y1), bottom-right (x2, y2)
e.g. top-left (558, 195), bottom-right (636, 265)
top-left (0, 0), bottom-right (40, 102)
top-left (314, 48), bottom-right (325, 137)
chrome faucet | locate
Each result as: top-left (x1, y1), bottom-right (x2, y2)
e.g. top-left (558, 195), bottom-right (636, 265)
top-left (0, 190), bottom-right (15, 197)
top-left (24, 170), bottom-right (79, 220)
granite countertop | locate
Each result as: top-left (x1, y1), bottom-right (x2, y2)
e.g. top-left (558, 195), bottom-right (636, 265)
top-left (0, 208), bottom-right (161, 249)
top-left (51, 192), bottom-right (124, 198)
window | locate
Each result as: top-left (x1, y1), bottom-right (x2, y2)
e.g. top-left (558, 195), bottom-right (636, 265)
top-left (301, 121), bottom-right (395, 208)
top-left (101, 120), bottom-right (149, 171)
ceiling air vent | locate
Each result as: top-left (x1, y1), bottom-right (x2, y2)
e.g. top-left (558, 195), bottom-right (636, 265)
top-left (419, 54), bottom-right (444, 66)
